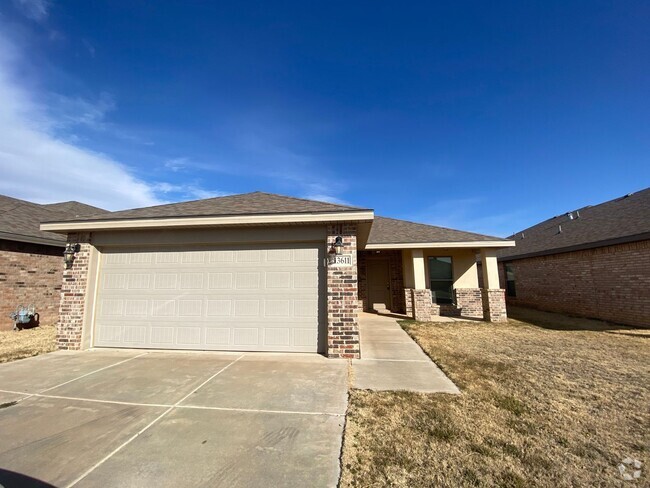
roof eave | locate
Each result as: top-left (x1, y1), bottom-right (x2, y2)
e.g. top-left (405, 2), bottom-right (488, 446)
top-left (0, 231), bottom-right (66, 247)
top-left (40, 210), bottom-right (376, 233)
top-left (498, 231), bottom-right (650, 261)
top-left (364, 240), bottom-right (515, 250)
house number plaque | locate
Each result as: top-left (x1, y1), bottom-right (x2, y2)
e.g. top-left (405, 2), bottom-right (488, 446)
top-left (328, 254), bottom-right (353, 267)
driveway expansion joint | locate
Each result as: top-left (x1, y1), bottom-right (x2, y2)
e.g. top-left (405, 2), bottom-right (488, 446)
top-left (64, 353), bottom-right (246, 488)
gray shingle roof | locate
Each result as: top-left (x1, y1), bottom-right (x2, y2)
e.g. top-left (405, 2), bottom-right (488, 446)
top-left (46, 191), bottom-right (369, 222)
top-left (498, 187), bottom-right (650, 260)
top-left (42, 201), bottom-right (107, 219)
top-left (0, 195), bottom-right (107, 246)
top-left (367, 216), bottom-right (507, 244)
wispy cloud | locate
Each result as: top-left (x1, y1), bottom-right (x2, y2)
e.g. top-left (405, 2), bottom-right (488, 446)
top-left (164, 157), bottom-right (189, 172)
top-left (47, 92), bottom-right (116, 130)
top-left (151, 182), bottom-right (230, 201)
top-left (406, 197), bottom-right (529, 237)
top-left (0, 32), bottom-right (222, 210)
top-left (302, 194), bottom-right (352, 206)
top-left (12, 0), bottom-right (49, 22)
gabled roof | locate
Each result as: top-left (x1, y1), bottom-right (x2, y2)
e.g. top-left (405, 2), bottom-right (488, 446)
top-left (498, 188), bottom-right (650, 260)
top-left (42, 201), bottom-right (107, 219)
top-left (366, 216), bottom-right (509, 247)
top-left (40, 191), bottom-right (513, 248)
top-left (0, 194), bottom-right (107, 246)
top-left (45, 191), bottom-right (369, 223)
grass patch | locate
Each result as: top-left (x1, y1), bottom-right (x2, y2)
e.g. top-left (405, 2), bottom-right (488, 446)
top-left (0, 325), bottom-right (57, 363)
top-left (340, 309), bottom-right (649, 487)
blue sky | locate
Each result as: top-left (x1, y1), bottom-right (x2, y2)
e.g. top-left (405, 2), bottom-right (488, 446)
top-left (0, 1), bottom-right (648, 237)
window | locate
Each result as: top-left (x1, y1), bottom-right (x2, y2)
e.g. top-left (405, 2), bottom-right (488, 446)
top-left (505, 263), bottom-right (516, 297)
top-left (428, 256), bottom-right (453, 304)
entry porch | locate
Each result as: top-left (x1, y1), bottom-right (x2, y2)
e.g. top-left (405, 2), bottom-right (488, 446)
top-left (358, 246), bottom-right (507, 322)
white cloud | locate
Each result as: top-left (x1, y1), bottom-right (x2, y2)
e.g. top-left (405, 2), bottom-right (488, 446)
top-left (164, 157), bottom-right (189, 172)
top-left (13, 0), bottom-right (49, 21)
top-left (151, 182), bottom-right (230, 201)
top-left (0, 31), bottom-right (232, 211)
top-left (303, 194), bottom-right (352, 206)
top-left (0, 34), bottom-right (162, 210)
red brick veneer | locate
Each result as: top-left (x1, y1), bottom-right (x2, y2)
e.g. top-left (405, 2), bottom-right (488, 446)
top-left (0, 239), bottom-right (63, 331)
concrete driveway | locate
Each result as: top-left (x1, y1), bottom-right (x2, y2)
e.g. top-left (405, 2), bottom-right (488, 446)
top-left (0, 350), bottom-right (348, 488)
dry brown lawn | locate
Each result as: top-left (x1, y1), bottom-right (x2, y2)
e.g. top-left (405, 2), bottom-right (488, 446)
top-left (0, 325), bottom-right (57, 363)
top-left (341, 308), bottom-right (649, 487)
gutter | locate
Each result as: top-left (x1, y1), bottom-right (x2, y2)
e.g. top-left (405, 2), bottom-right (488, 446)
top-left (40, 210), bottom-right (376, 233)
top-left (0, 231), bottom-right (66, 247)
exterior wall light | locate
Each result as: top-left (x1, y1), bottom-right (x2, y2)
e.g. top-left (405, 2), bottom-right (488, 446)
top-left (63, 243), bottom-right (79, 269)
top-left (334, 236), bottom-right (343, 255)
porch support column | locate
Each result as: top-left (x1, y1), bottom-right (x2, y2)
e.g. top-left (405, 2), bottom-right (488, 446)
top-left (480, 249), bottom-right (507, 322)
top-left (408, 249), bottom-right (439, 321)
top-left (402, 250), bottom-right (414, 316)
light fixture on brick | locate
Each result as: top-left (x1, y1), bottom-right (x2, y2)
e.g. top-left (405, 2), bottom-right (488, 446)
top-left (63, 243), bottom-right (79, 269)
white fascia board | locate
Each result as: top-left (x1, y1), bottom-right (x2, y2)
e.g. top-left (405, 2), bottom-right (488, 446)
top-left (364, 240), bottom-right (516, 249)
top-left (40, 210), bottom-right (375, 233)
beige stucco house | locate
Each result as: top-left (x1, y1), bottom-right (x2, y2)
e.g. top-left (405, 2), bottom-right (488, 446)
top-left (41, 192), bottom-right (515, 358)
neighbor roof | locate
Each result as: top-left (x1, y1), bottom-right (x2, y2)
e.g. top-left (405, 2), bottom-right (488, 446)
top-left (366, 216), bottom-right (508, 246)
top-left (498, 187), bottom-right (650, 261)
top-left (45, 191), bottom-right (369, 223)
top-left (0, 195), bottom-right (107, 246)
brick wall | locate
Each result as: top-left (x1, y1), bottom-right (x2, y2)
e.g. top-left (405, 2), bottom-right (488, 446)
top-left (404, 288), bottom-right (413, 316)
top-left (0, 239), bottom-right (63, 331)
top-left (482, 288), bottom-right (507, 322)
top-left (327, 223), bottom-right (360, 358)
top-left (454, 288), bottom-right (483, 319)
top-left (410, 289), bottom-right (440, 321)
top-left (357, 250), bottom-right (405, 313)
top-left (57, 233), bottom-right (92, 350)
top-left (504, 239), bottom-right (650, 327)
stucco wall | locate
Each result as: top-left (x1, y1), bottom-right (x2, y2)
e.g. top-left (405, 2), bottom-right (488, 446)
top-left (0, 239), bottom-right (63, 331)
top-left (423, 248), bottom-right (479, 289)
top-left (503, 240), bottom-right (650, 327)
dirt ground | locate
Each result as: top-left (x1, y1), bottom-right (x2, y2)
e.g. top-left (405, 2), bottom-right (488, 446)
top-left (0, 325), bottom-right (57, 363)
top-left (340, 307), bottom-right (649, 487)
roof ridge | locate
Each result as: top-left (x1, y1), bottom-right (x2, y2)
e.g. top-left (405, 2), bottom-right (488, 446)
top-left (251, 191), bottom-right (363, 209)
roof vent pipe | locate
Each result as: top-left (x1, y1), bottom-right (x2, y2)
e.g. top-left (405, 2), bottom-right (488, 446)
top-left (521, 232), bottom-right (525, 239)
top-left (558, 225), bottom-right (562, 234)
top-left (576, 210), bottom-right (581, 218)
top-left (566, 212), bottom-right (574, 220)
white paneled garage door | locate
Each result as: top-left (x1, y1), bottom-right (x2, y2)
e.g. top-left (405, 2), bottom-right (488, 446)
top-left (93, 243), bottom-right (325, 352)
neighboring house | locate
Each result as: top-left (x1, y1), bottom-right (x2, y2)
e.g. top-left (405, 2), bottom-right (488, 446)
top-left (0, 195), bottom-right (107, 331)
top-left (40, 192), bottom-right (515, 358)
top-left (496, 188), bottom-right (650, 327)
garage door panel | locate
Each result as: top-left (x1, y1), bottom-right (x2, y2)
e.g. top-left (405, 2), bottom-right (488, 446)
top-left (94, 243), bottom-right (324, 352)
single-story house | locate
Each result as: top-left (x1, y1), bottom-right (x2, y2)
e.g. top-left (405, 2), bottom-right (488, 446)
top-left (41, 192), bottom-right (515, 358)
top-left (0, 195), bottom-right (106, 330)
top-left (496, 188), bottom-right (650, 328)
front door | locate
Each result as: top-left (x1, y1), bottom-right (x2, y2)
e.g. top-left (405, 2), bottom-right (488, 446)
top-left (367, 259), bottom-right (391, 311)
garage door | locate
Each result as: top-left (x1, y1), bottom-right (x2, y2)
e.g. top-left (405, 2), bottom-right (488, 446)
top-left (93, 243), bottom-right (325, 352)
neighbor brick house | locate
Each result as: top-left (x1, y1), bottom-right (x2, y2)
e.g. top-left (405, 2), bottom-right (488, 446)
top-left (496, 188), bottom-right (650, 327)
top-left (0, 195), bottom-right (106, 330)
top-left (40, 192), bottom-right (515, 358)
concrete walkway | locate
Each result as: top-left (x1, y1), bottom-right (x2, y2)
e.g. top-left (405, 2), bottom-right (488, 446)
top-left (351, 312), bottom-right (460, 393)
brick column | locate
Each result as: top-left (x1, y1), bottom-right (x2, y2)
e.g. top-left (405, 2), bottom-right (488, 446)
top-left (404, 288), bottom-right (413, 316)
top-left (327, 223), bottom-right (360, 359)
top-left (454, 288), bottom-right (484, 319)
top-left (411, 289), bottom-right (440, 321)
top-left (482, 288), bottom-right (508, 322)
top-left (58, 233), bottom-right (92, 350)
